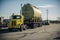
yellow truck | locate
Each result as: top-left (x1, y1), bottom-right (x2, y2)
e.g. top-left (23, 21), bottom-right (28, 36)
top-left (8, 3), bottom-right (42, 31)
top-left (8, 15), bottom-right (26, 31)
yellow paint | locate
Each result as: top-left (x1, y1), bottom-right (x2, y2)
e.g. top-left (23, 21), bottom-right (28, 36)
top-left (8, 15), bottom-right (24, 28)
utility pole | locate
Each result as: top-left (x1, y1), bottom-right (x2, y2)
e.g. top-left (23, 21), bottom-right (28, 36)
top-left (47, 9), bottom-right (48, 23)
top-left (20, 4), bottom-right (22, 15)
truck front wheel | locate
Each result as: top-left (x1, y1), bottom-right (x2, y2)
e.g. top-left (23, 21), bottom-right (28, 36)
top-left (8, 28), bottom-right (12, 32)
top-left (19, 26), bottom-right (23, 32)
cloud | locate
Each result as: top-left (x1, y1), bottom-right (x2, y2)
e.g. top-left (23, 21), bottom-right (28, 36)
top-left (37, 5), bottom-right (55, 8)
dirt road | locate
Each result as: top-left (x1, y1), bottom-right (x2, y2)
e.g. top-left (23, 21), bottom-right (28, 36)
top-left (0, 24), bottom-right (60, 40)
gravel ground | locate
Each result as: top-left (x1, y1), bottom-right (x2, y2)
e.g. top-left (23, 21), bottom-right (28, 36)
top-left (0, 24), bottom-right (60, 40)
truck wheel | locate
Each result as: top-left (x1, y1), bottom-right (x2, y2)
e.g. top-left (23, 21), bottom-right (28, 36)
top-left (40, 23), bottom-right (42, 27)
top-left (33, 23), bottom-right (38, 28)
top-left (19, 27), bottom-right (23, 31)
top-left (38, 23), bottom-right (42, 27)
top-left (19, 28), bottom-right (23, 32)
top-left (8, 28), bottom-right (12, 32)
top-left (38, 23), bottom-right (40, 27)
top-left (23, 25), bottom-right (27, 30)
top-left (19, 25), bottom-right (23, 31)
top-left (23, 28), bottom-right (26, 30)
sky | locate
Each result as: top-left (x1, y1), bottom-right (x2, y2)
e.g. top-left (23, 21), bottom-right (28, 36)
top-left (0, 0), bottom-right (60, 20)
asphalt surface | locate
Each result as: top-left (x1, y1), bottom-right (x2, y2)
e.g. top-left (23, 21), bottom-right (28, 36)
top-left (0, 24), bottom-right (60, 40)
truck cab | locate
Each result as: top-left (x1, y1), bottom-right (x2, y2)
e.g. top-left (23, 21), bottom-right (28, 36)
top-left (8, 15), bottom-right (26, 31)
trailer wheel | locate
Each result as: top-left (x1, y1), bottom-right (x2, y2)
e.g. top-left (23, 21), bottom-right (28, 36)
top-left (33, 23), bottom-right (38, 28)
top-left (40, 22), bottom-right (42, 27)
top-left (38, 23), bottom-right (40, 27)
top-left (38, 23), bottom-right (42, 27)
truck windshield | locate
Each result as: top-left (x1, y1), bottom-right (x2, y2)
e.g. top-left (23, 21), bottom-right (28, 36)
top-left (12, 15), bottom-right (21, 19)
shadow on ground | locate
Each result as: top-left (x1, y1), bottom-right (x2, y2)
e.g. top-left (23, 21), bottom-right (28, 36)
top-left (0, 29), bottom-right (19, 34)
top-left (53, 31), bottom-right (60, 40)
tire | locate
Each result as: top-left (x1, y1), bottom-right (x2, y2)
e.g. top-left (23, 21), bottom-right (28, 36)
top-left (33, 23), bottom-right (38, 28)
top-left (39, 22), bottom-right (42, 27)
top-left (31, 23), bottom-right (37, 29)
top-left (23, 28), bottom-right (26, 30)
top-left (8, 28), bottom-right (12, 32)
top-left (19, 24), bottom-right (25, 31)
top-left (38, 23), bottom-right (40, 27)
top-left (40, 23), bottom-right (42, 27)
top-left (19, 26), bottom-right (23, 31)
top-left (23, 24), bottom-right (27, 30)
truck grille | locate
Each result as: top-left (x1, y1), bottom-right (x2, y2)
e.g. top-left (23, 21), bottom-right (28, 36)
top-left (12, 21), bottom-right (16, 26)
